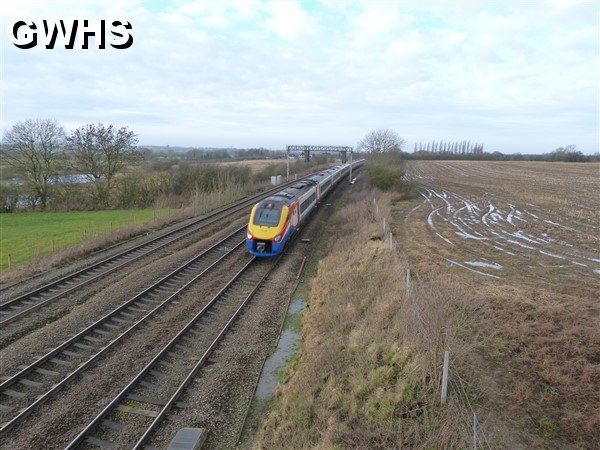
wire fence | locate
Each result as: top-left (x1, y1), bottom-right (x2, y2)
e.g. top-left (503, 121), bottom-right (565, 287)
top-left (373, 196), bottom-right (494, 449)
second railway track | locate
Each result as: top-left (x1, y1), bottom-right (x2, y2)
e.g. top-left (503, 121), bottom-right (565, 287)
top-left (0, 226), bottom-right (249, 433)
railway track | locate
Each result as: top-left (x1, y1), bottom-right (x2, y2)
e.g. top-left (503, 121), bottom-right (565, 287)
top-left (65, 255), bottom-right (276, 449)
top-left (0, 179), bottom-right (307, 327)
top-left (0, 226), bottom-right (249, 434)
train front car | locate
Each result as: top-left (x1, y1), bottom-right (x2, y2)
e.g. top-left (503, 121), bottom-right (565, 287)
top-left (246, 197), bottom-right (296, 257)
top-left (246, 163), bottom-right (358, 257)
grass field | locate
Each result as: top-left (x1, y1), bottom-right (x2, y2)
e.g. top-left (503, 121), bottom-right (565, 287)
top-left (214, 159), bottom-right (282, 174)
top-left (0, 208), bottom-right (176, 272)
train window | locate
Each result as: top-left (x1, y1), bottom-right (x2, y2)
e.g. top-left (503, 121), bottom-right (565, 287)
top-left (300, 193), bottom-right (316, 213)
top-left (253, 206), bottom-right (281, 226)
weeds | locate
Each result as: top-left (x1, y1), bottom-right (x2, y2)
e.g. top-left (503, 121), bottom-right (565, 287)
top-left (254, 179), bottom-right (470, 448)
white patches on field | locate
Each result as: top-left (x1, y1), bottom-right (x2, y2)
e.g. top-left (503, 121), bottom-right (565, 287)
top-left (593, 269), bottom-right (600, 275)
top-left (544, 220), bottom-right (577, 233)
top-left (571, 260), bottom-right (588, 267)
top-left (406, 166), bottom-right (596, 280)
top-left (481, 203), bottom-right (495, 226)
top-left (506, 239), bottom-right (536, 250)
top-left (436, 233), bottom-right (454, 246)
top-left (494, 245), bottom-right (515, 256)
top-left (464, 261), bottom-right (503, 270)
top-left (427, 206), bottom-right (442, 232)
top-left (508, 230), bottom-right (542, 245)
top-left (446, 259), bottom-right (501, 279)
top-left (539, 250), bottom-right (567, 260)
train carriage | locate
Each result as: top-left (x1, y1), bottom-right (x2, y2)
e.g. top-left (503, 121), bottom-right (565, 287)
top-left (246, 161), bottom-right (360, 257)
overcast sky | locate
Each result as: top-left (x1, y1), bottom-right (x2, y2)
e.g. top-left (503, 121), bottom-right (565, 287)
top-left (1, 1), bottom-right (598, 153)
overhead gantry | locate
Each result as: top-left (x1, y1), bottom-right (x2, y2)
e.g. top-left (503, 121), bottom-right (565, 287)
top-left (285, 145), bottom-right (354, 181)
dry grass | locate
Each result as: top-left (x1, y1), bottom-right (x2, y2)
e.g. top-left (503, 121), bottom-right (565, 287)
top-left (254, 179), bottom-right (473, 448)
top-left (214, 159), bottom-right (283, 174)
top-left (395, 160), bottom-right (600, 448)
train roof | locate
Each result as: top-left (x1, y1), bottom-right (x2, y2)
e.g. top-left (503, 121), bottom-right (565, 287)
top-left (260, 163), bottom-right (349, 206)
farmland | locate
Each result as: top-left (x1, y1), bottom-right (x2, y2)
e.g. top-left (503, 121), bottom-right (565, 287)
top-left (0, 208), bottom-right (175, 272)
top-left (394, 161), bottom-right (599, 447)
top-left (213, 158), bottom-right (282, 174)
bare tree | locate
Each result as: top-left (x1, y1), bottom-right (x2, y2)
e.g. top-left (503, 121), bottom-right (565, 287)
top-left (357, 129), bottom-right (405, 153)
top-left (1, 119), bottom-right (65, 209)
top-left (67, 124), bottom-right (138, 205)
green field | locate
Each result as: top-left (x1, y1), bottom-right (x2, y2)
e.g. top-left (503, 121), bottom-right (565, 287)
top-left (0, 208), bottom-right (177, 272)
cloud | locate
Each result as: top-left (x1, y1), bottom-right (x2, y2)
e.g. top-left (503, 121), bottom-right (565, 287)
top-left (0, 0), bottom-right (598, 153)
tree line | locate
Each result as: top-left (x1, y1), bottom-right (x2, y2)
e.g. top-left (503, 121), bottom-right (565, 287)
top-left (0, 119), bottom-right (299, 213)
top-left (355, 129), bottom-right (597, 162)
top-left (413, 140), bottom-right (484, 154)
top-left (405, 144), bottom-right (598, 162)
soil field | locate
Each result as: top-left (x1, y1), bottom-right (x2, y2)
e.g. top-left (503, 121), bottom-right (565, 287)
top-left (395, 161), bottom-right (599, 448)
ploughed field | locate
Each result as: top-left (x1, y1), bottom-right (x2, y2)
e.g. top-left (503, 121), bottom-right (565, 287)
top-left (399, 161), bottom-right (599, 447)
top-left (406, 161), bottom-right (599, 281)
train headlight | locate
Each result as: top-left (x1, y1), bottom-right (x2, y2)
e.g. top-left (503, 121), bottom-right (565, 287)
top-left (247, 231), bottom-right (253, 240)
top-left (274, 234), bottom-right (282, 242)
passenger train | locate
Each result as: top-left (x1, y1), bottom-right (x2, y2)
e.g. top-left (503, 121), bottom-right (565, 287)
top-left (246, 160), bottom-right (363, 257)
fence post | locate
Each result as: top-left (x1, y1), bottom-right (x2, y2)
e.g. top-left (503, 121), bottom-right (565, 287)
top-left (441, 350), bottom-right (449, 404)
top-left (7, 253), bottom-right (12, 270)
top-left (473, 411), bottom-right (477, 450)
top-left (52, 239), bottom-right (56, 252)
top-left (389, 231), bottom-right (393, 250)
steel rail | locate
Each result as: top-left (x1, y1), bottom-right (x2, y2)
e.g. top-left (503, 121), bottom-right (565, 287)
top-left (135, 253), bottom-right (279, 449)
top-left (0, 226), bottom-right (248, 435)
top-left (64, 256), bottom-right (267, 449)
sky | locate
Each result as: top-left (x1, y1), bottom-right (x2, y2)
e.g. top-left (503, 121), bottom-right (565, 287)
top-left (1, 0), bottom-right (598, 154)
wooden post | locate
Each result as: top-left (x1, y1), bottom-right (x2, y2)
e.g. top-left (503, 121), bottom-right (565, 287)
top-left (473, 411), bottom-right (477, 450)
top-left (389, 231), bottom-right (393, 250)
top-left (296, 256), bottom-right (307, 280)
top-left (7, 253), bottom-right (12, 270)
top-left (52, 239), bottom-right (56, 252)
top-left (441, 350), bottom-right (449, 405)
top-left (110, 221), bottom-right (113, 233)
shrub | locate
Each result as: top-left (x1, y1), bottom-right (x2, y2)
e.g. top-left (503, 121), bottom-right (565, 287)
top-left (366, 152), bottom-right (407, 193)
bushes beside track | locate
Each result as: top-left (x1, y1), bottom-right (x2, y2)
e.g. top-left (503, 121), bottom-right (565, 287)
top-left (366, 152), bottom-right (417, 200)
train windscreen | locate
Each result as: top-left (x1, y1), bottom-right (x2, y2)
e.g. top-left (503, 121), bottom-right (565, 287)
top-left (253, 206), bottom-right (281, 226)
